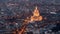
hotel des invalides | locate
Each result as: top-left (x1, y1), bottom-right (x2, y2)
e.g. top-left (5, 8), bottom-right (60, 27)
top-left (24, 6), bottom-right (43, 22)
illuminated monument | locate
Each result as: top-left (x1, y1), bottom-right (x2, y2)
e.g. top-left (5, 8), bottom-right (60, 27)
top-left (24, 6), bottom-right (43, 23)
top-left (30, 6), bottom-right (43, 22)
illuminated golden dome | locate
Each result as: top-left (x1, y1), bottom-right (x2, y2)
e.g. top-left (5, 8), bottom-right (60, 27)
top-left (24, 6), bottom-right (43, 22)
top-left (33, 6), bottom-right (40, 16)
top-left (30, 6), bottom-right (43, 22)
